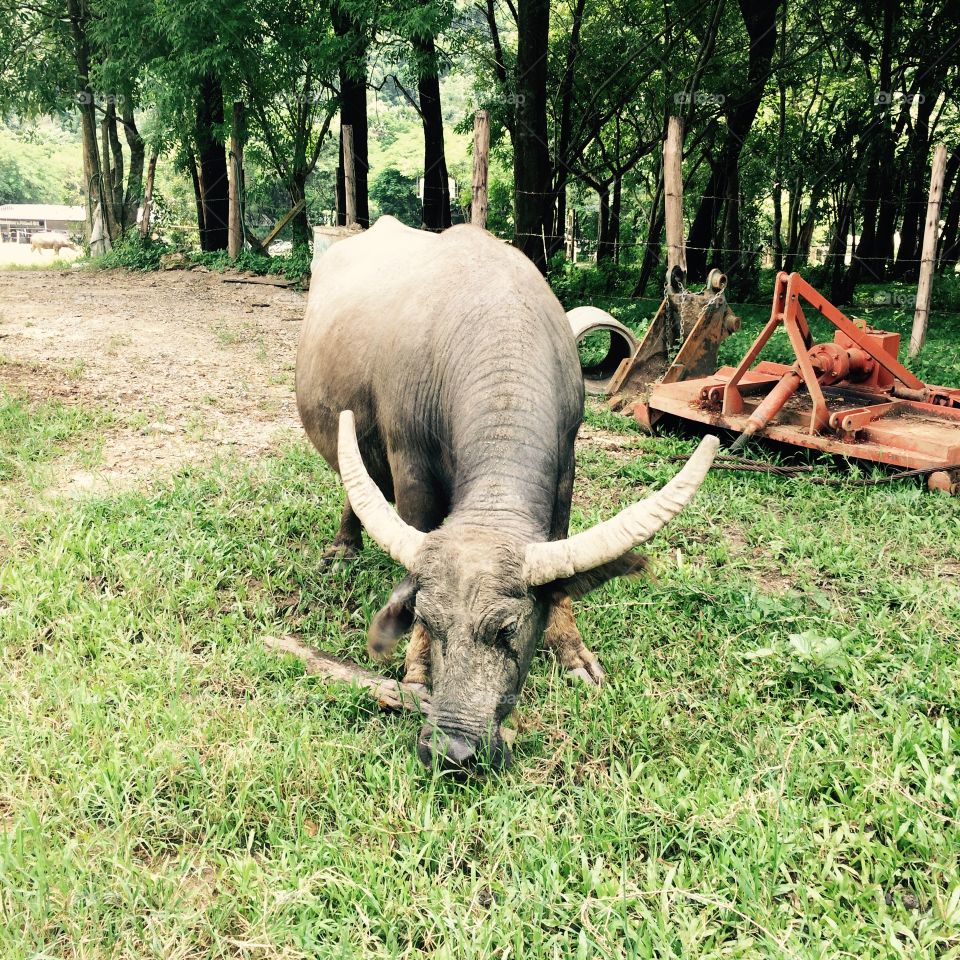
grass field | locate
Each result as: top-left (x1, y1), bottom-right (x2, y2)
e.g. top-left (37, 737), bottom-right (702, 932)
top-left (1, 295), bottom-right (960, 957)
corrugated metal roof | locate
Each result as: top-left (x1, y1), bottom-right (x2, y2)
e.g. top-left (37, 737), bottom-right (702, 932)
top-left (0, 204), bottom-right (85, 222)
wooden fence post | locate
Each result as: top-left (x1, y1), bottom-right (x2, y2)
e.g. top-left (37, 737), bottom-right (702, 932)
top-left (565, 206), bottom-right (575, 260)
top-left (663, 115), bottom-right (686, 289)
top-left (471, 110), bottom-right (489, 229)
top-left (910, 142), bottom-right (948, 357)
top-left (343, 124), bottom-right (357, 227)
top-left (228, 101), bottom-right (245, 259)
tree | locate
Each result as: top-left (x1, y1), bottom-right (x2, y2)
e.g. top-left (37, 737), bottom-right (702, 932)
top-left (370, 166), bottom-right (421, 224)
top-left (334, 0), bottom-right (372, 227)
top-left (381, 0), bottom-right (455, 231)
top-left (685, 0), bottom-right (781, 288)
top-left (513, 0), bottom-right (552, 270)
top-left (238, 0), bottom-right (340, 249)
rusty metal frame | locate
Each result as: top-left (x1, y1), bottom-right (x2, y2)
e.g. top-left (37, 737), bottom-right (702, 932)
top-left (637, 272), bottom-right (960, 489)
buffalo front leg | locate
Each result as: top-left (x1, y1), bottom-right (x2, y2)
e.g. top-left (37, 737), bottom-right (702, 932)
top-left (321, 497), bottom-right (363, 565)
top-left (544, 596), bottom-right (605, 687)
top-left (401, 623), bottom-right (431, 695)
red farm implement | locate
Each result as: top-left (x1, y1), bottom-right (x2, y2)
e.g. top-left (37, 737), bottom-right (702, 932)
top-left (630, 272), bottom-right (960, 495)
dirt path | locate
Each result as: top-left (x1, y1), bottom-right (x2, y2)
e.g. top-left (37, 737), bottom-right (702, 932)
top-left (0, 268), bottom-right (306, 493)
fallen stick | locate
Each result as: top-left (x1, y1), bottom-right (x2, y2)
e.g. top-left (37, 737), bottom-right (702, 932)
top-left (222, 275), bottom-right (297, 288)
top-left (262, 634), bottom-right (515, 745)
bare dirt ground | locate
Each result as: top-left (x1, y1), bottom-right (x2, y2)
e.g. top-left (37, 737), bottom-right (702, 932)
top-left (0, 268), bottom-right (305, 493)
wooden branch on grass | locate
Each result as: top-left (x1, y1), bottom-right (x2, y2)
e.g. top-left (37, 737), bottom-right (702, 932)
top-left (262, 634), bottom-right (516, 744)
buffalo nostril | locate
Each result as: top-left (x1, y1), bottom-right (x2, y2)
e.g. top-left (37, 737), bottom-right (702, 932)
top-left (417, 723), bottom-right (512, 774)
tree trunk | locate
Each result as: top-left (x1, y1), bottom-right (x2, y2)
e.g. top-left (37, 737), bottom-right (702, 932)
top-left (772, 0), bottom-right (787, 272)
top-left (229, 101), bottom-right (246, 259)
top-left (549, 0), bottom-right (587, 256)
top-left (633, 163), bottom-right (665, 297)
top-left (938, 151), bottom-right (960, 268)
top-left (78, 99), bottom-right (104, 242)
top-left (99, 103), bottom-right (119, 241)
top-left (289, 173), bottom-right (311, 249)
top-left (611, 175), bottom-right (622, 263)
top-left (121, 102), bottom-right (145, 235)
top-left (874, 125), bottom-right (899, 276)
top-left (828, 202), bottom-right (851, 303)
top-left (66, 0), bottom-right (104, 242)
top-left (596, 184), bottom-right (613, 261)
top-left (415, 34), bottom-right (451, 232)
top-left (686, 0), bottom-right (778, 283)
top-left (195, 74), bottom-right (229, 251)
top-left (844, 0), bottom-right (896, 288)
top-left (784, 185), bottom-right (802, 271)
top-left (139, 151), bottom-right (158, 239)
top-left (334, 3), bottom-right (370, 228)
top-left (847, 153), bottom-right (882, 287)
top-left (894, 87), bottom-right (936, 279)
top-left (686, 165), bottom-right (722, 280)
top-left (187, 145), bottom-right (206, 243)
top-left (513, 0), bottom-right (552, 271)
top-left (107, 104), bottom-right (125, 229)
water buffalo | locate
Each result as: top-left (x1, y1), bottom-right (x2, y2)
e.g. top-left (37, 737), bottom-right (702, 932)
top-left (30, 232), bottom-right (77, 256)
top-left (296, 216), bottom-right (717, 773)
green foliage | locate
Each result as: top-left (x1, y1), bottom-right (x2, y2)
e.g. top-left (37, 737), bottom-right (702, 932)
top-left (549, 258), bottom-right (633, 303)
top-left (932, 273), bottom-right (960, 313)
top-left (86, 234), bottom-right (312, 281)
top-left (485, 176), bottom-right (514, 238)
top-left (90, 234), bottom-right (171, 271)
top-left (0, 120), bottom-right (83, 204)
top-left (369, 166), bottom-right (420, 226)
top-left (187, 245), bottom-right (313, 282)
top-left (548, 259), bottom-right (653, 328)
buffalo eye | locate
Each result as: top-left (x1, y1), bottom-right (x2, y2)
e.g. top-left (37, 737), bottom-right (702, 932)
top-left (496, 618), bottom-right (519, 644)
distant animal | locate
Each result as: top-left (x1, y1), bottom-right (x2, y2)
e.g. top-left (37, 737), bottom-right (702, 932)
top-left (296, 216), bottom-right (718, 774)
top-left (31, 232), bottom-right (77, 255)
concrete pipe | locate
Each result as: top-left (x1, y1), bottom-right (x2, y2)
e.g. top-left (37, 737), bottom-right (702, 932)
top-left (567, 306), bottom-right (639, 396)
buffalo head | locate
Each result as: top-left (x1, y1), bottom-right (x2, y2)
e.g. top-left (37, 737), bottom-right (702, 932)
top-left (337, 410), bottom-right (718, 774)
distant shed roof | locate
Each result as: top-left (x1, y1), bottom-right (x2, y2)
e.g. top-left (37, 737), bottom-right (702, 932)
top-left (0, 203), bottom-right (85, 222)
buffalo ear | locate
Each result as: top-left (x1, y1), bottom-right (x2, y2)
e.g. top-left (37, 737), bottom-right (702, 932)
top-left (368, 574), bottom-right (418, 661)
top-left (539, 551), bottom-right (650, 601)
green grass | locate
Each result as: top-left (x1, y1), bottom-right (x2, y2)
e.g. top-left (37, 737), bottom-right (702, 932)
top-left (0, 386), bottom-right (108, 488)
top-left (1, 352), bottom-right (960, 956)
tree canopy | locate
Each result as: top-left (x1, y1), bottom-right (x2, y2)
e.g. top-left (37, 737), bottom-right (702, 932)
top-left (0, 0), bottom-right (957, 297)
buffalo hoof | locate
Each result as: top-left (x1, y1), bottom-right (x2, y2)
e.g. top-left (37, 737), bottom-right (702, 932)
top-left (565, 649), bottom-right (605, 688)
top-left (319, 542), bottom-right (358, 567)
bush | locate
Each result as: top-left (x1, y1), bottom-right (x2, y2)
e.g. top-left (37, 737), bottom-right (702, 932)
top-left (189, 246), bottom-right (312, 282)
top-left (548, 258), bottom-right (634, 307)
top-left (88, 234), bottom-right (312, 284)
top-left (91, 234), bottom-right (172, 271)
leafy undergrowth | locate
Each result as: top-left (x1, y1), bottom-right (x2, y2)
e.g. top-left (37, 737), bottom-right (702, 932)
top-left (1, 390), bottom-right (959, 957)
top-left (86, 234), bottom-right (313, 283)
